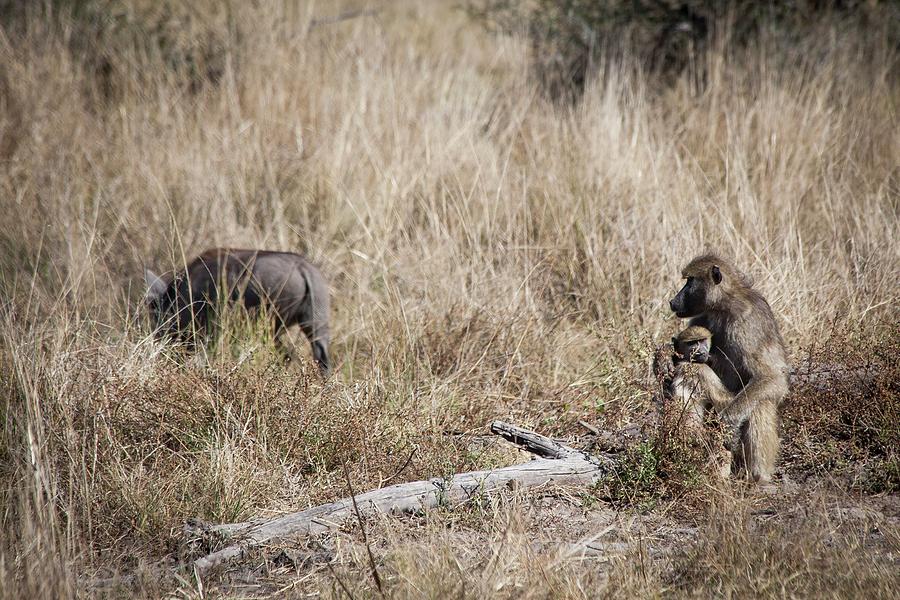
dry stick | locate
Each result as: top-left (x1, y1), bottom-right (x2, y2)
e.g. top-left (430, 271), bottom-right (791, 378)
top-left (342, 461), bottom-right (385, 597)
top-left (190, 421), bottom-right (613, 574)
top-left (324, 557), bottom-right (357, 600)
top-left (381, 444), bottom-right (417, 486)
top-left (578, 420), bottom-right (600, 436)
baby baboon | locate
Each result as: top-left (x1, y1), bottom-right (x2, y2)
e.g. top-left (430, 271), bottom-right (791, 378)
top-left (668, 254), bottom-right (790, 483)
top-left (668, 326), bottom-right (732, 478)
top-left (669, 326), bottom-right (715, 429)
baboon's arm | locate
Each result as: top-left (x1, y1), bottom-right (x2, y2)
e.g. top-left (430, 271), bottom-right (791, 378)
top-left (695, 365), bottom-right (734, 411)
top-left (716, 376), bottom-right (783, 428)
top-left (653, 344), bottom-right (676, 383)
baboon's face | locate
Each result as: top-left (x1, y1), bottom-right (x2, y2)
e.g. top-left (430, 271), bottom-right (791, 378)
top-left (670, 276), bottom-right (707, 318)
top-left (669, 265), bottom-right (722, 318)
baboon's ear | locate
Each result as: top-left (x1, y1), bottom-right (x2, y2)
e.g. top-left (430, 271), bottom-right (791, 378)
top-left (711, 265), bottom-right (722, 285)
top-left (144, 269), bottom-right (167, 302)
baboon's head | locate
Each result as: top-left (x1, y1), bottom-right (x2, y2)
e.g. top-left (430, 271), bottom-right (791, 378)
top-left (672, 325), bottom-right (712, 363)
top-left (669, 254), bottom-right (752, 318)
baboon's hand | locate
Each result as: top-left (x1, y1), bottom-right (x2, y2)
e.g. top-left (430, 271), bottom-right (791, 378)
top-left (716, 407), bottom-right (744, 451)
top-left (653, 344), bottom-right (676, 385)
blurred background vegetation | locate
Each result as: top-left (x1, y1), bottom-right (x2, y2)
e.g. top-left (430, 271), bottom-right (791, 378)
top-left (468, 0), bottom-right (896, 100)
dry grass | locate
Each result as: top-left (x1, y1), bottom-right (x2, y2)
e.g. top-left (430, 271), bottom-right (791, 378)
top-left (0, 1), bottom-right (897, 598)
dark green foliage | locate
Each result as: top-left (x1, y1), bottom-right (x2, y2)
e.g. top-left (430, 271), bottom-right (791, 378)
top-left (467, 0), bottom-right (891, 101)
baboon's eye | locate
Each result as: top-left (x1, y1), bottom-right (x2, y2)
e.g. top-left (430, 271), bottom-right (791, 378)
top-left (711, 266), bottom-right (722, 285)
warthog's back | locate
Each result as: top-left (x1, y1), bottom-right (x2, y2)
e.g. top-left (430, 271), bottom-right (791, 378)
top-left (186, 249), bottom-right (325, 321)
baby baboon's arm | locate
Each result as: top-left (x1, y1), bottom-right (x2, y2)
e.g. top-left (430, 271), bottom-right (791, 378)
top-left (654, 343), bottom-right (676, 382)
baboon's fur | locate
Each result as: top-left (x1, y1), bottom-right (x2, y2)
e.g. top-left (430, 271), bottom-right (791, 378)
top-left (668, 254), bottom-right (789, 483)
top-left (144, 248), bottom-right (331, 376)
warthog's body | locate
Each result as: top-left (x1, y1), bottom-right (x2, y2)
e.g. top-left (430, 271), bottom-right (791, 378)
top-left (144, 248), bottom-right (330, 375)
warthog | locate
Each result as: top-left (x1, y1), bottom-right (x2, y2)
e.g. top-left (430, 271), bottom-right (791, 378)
top-left (144, 248), bottom-right (330, 375)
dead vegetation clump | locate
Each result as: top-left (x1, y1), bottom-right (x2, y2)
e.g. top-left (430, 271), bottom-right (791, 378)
top-left (0, 320), bottom-right (516, 577)
top-left (668, 495), bottom-right (900, 598)
top-left (784, 326), bottom-right (900, 493)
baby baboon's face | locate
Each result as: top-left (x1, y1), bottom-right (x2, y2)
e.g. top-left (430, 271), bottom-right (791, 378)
top-left (672, 337), bottom-right (711, 364)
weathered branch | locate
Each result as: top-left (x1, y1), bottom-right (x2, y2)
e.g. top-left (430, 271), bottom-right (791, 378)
top-left (489, 420), bottom-right (575, 458)
top-left (189, 421), bottom-right (611, 575)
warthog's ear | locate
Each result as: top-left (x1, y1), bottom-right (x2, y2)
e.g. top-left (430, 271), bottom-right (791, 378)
top-left (144, 269), bottom-right (168, 303)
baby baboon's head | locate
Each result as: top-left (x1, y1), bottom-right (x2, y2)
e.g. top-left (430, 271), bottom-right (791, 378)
top-left (672, 325), bottom-right (712, 364)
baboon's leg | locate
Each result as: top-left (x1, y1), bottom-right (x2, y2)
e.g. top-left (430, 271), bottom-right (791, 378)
top-left (741, 401), bottom-right (779, 484)
top-left (683, 396), bottom-right (705, 432)
top-left (716, 447), bottom-right (733, 480)
top-left (704, 444), bottom-right (732, 480)
top-left (671, 365), bottom-right (708, 431)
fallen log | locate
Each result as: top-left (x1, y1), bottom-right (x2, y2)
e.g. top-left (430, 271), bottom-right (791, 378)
top-left (189, 421), bottom-right (613, 575)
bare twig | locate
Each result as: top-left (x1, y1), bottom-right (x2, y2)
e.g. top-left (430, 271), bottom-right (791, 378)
top-left (578, 420), bottom-right (599, 435)
top-left (381, 444), bottom-right (417, 486)
top-left (342, 461), bottom-right (384, 597)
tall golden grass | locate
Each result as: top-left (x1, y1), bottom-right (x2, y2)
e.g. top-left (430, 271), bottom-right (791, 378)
top-left (0, 1), bottom-right (896, 597)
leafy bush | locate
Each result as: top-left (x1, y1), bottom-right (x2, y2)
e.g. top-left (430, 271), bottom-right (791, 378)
top-left (595, 399), bottom-right (727, 509)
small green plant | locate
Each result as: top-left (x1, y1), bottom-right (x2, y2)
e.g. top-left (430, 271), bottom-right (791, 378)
top-left (591, 372), bottom-right (732, 509)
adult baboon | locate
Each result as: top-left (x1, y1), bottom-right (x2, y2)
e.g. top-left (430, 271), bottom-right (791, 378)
top-left (144, 248), bottom-right (331, 376)
top-left (667, 254), bottom-right (789, 483)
